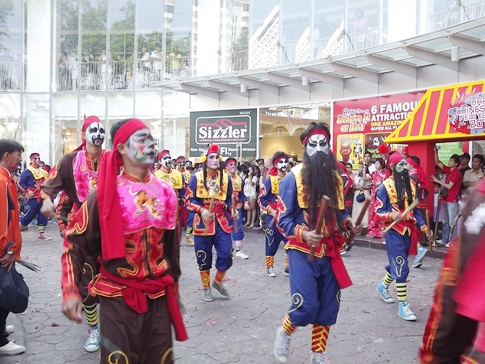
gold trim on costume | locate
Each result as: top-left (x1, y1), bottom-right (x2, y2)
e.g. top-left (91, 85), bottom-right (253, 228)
top-left (196, 250), bottom-right (208, 270)
top-left (288, 293), bottom-right (304, 313)
top-left (161, 348), bottom-right (174, 364)
top-left (108, 351), bottom-right (129, 364)
top-left (393, 256), bottom-right (405, 277)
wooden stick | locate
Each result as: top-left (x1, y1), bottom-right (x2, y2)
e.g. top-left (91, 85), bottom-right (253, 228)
top-left (425, 208), bottom-right (432, 252)
top-left (202, 195), bottom-right (215, 236)
top-left (345, 198), bottom-right (371, 250)
top-left (382, 198), bottom-right (419, 234)
top-left (308, 195), bottom-right (330, 262)
top-left (232, 195), bottom-right (238, 233)
top-left (433, 198), bottom-right (442, 247)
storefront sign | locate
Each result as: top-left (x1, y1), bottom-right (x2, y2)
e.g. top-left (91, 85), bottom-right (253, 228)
top-left (189, 108), bottom-right (258, 158)
top-left (333, 92), bottom-right (424, 166)
top-left (448, 91), bottom-right (485, 135)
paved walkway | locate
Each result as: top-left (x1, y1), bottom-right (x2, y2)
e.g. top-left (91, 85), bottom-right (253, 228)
top-left (4, 225), bottom-right (445, 364)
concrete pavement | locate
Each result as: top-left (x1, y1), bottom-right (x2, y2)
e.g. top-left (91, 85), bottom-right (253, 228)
top-left (3, 225), bottom-right (445, 364)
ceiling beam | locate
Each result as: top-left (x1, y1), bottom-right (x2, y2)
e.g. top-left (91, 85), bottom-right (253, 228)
top-left (405, 45), bottom-right (459, 71)
top-left (266, 72), bottom-right (311, 92)
top-left (365, 54), bottom-right (417, 78)
top-left (237, 76), bottom-right (280, 95)
top-left (297, 68), bottom-right (344, 88)
top-left (208, 80), bottom-right (248, 96)
top-left (180, 83), bottom-right (221, 100)
top-left (330, 62), bottom-right (379, 83)
top-left (448, 34), bottom-right (485, 56)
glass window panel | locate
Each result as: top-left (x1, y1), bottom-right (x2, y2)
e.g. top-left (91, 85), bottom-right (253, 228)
top-left (346, 0), bottom-right (380, 52)
top-left (313, 1), bottom-right (345, 59)
top-left (162, 91), bottom-right (189, 157)
top-left (52, 94), bottom-right (78, 161)
top-left (55, 0), bottom-right (79, 92)
top-left (22, 94), bottom-right (50, 164)
top-left (281, 0), bottom-right (311, 64)
top-left (109, 0), bottom-right (134, 91)
top-left (248, 0), bottom-right (279, 69)
top-left (0, 0), bottom-right (22, 91)
top-left (0, 94), bottom-right (21, 141)
top-left (136, 0), bottom-right (164, 89)
top-left (80, 0), bottom-right (107, 91)
top-left (106, 92), bottom-right (133, 147)
top-left (167, 0), bottom-right (192, 78)
top-left (135, 91), bottom-right (161, 150)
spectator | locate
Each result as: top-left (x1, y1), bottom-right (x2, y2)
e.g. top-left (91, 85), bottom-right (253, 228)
top-left (167, 47), bottom-right (182, 77)
top-left (364, 151), bottom-right (376, 174)
top-left (243, 165), bottom-right (259, 228)
top-left (431, 148), bottom-right (462, 247)
top-left (459, 152), bottom-right (471, 176)
top-left (367, 158), bottom-right (387, 239)
top-left (0, 139), bottom-right (26, 356)
top-left (353, 9), bottom-right (369, 50)
top-left (462, 154), bottom-right (484, 188)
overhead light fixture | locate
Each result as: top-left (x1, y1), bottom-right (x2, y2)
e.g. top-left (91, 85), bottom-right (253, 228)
top-left (301, 76), bottom-right (309, 86)
top-left (451, 46), bottom-right (459, 62)
top-left (240, 83), bottom-right (247, 92)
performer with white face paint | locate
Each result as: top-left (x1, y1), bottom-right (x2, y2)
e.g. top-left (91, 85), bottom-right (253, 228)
top-left (375, 152), bottom-right (432, 322)
top-left (273, 122), bottom-right (361, 364)
top-left (61, 119), bottom-right (187, 363)
top-left (40, 115), bottom-right (106, 352)
top-left (258, 151), bottom-right (289, 277)
top-left (185, 144), bottom-right (238, 302)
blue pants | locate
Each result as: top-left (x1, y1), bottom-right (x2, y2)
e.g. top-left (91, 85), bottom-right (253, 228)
top-left (265, 214), bottom-right (286, 256)
top-left (194, 223), bottom-right (233, 272)
top-left (231, 208), bottom-right (244, 241)
top-left (384, 229), bottom-right (411, 284)
top-left (287, 249), bottom-right (341, 327)
top-left (20, 198), bottom-right (47, 227)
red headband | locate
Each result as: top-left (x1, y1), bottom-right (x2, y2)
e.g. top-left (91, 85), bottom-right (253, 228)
top-left (302, 128), bottom-right (330, 146)
top-left (97, 119), bottom-right (149, 261)
top-left (388, 152), bottom-right (405, 170)
top-left (74, 115), bottom-right (103, 152)
top-left (206, 144), bottom-right (220, 155)
top-left (158, 150), bottom-right (170, 160)
top-left (273, 155), bottom-right (286, 166)
top-left (30, 153), bottom-right (40, 159)
top-left (407, 157), bottom-right (419, 170)
top-left (175, 157), bottom-right (185, 164)
top-left (225, 157), bottom-right (237, 165)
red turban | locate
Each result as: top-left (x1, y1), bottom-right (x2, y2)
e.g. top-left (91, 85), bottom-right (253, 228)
top-left (157, 150), bottom-right (170, 161)
top-left (378, 144), bottom-right (390, 154)
top-left (97, 119), bottom-right (148, 260)
top-left (206, 144), bottom-right (220, 155)
top-left (74, 115), bottom-right (102, 152)
top-left (387, 152), bottom-right (405, 170)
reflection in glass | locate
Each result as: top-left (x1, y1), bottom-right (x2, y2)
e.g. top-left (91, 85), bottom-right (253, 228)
top-left (313, 2), bottom-right (345, 58)
top-left (167, 0), bottom-right (192, 78)
top-left (0, 94), bottom-right (21, 141)
top-left (248, 0), bottom-right (279, 69)
top-left (345, 0), bottom-right (380, 52)
top-left (135, 91), bottom-right (161, 149)
top-left (280, 0), bottom-right (311, 64)
top-left (52, 94), bottom-right (78, 160)
top-left (0, 0), bottom-right (22, 91)
top-left (107, 92), bottom-right (133, 145)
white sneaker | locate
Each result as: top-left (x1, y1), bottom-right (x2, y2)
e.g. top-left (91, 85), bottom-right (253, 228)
top-left (84, 327), bottom-right (100, 352)
top-left (267, 266), bottom-right (276, 277)
top-left (0, 341), bottom-right (26, 356)
top-left (274, 326), bottom-right (291, 363)
top-left (235, 250), bottom-right (249, 259)
top-left (4, 325), bottom-right (14, 336)
top-left (310, 351), bottom-right (331, 364)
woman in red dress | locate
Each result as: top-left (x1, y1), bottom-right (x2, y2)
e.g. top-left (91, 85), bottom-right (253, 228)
top-left (367, 158), bottom-right (388, 239)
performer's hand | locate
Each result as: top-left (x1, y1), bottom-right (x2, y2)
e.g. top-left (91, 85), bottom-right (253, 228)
top-left (303, 230), bottom-right (322, 248)
top-left (268, 207), bottom-right (277, 217)
top-left (201, 208), bottom-right (214, 223)
top-left (0, 253), bottom-right (15, 272)
top-left (61, 297), bottom-right (83, 323)
top-left (426, 230), bottom-right (434, 243)
top-left (231, 210), bottom-right (239, 220)
top-left (236, 202), bottom-right (243, 209)
top-left (348, 221), bottom-right (362, 235)
top-left (41, 198), bottom-right (56, 219)
top-left (26, 190), bottom-right (34, 198)
top-left (391, 211), bottom-right (403, 222)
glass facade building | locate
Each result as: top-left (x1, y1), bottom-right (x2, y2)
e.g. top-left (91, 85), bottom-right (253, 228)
top-left (1, 0), bottom-right (485, 163)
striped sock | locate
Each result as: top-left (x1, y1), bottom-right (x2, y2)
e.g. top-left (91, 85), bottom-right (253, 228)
top-left (266, 256), bottom-right (274, 269)
top-left (215, 270), bottom-right (226, 283)
top-left (285, 254), bottom-right (289, 268)
top-left (282, 315), bottom-right (297, 335)
top-left (311, 324), bottom-right (330, 353)
top-left (186, 226), bottom-right (192, 236)
top-left (38, 225), bottom-right (46, 234)
top-left (200, 270), bottom-right (211, 288)
top-left (383, 272), bottom-right (393, 287)
top-left (84, 303), bottom-right (98, 327)
top-left (396, 282), bottom-right (407, 302)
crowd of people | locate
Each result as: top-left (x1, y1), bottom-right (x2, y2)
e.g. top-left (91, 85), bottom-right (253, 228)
top-left (1, 117), bottom-right (485, 363)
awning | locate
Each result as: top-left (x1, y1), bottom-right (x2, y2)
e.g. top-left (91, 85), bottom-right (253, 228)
top-left (385, 79), bottom-right (485, 143)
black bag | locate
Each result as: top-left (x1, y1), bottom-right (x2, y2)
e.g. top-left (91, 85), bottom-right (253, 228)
top-left (439, 188), bottom-right (448, 199)
top-left (356, 191), bottom-right (366, 203)
top-left (0, 244), bottom-right (29, 313)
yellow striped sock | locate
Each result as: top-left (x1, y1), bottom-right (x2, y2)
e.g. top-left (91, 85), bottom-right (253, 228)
top-left (282, 315), bottom-right (297, 335)
top-left (383, 272), bottom-right (393, 287)
top-left (311, 324), bottom-right (330, 353)
top-left (266, 256), bottom-right (274, 269)
top-left (396, 282), bottom-right (407, 302)
top-left (200, 270), bottom-right (211, 288)
top-left (84, 303), bottom-right (98, 327)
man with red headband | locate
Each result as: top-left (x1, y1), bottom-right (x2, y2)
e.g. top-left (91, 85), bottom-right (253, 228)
top-left (225, 156), bottom-right (249, 259)
top-left (273, 122), bottom-right (360, 364)
top-left (176, 155), bottom-right (193, 245)
top-left (19, 152), bottom-right (50, 239)
top-left (39, 115), bottom-right (105, 352)
top-left (258, 151), bottom-right (289, 277)
top-left (61, 118), bottom-right (187, 363)
top-left (419, 178), bottom-right (485, 363)
top-left (375, 152), bottom-right (432, 321)
top-left (185, 144), bottom-right (238, 302)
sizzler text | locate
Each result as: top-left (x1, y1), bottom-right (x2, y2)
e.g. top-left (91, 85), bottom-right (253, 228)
top-left (198, 125), bottom-right (248, 140)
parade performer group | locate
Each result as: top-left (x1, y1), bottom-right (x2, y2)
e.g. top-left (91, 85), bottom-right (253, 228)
top-left (185, 144), bottom-right (238, 302)
top-left (258, 151), bottom-right (289, 277)
top-left (273, 122), bottom-right (361, 364)
top-left (61, 118), bottom-right (187, 363)
top-left (375, 152), bottom-right (432, 321)
top-left (40, 115), bottom-right (105, 352)
top-left (19, 152), bottom-right (50, 240)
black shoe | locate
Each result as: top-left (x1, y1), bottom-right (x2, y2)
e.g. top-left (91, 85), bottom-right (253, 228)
top-left (284, 267), bottom-right (289, 277)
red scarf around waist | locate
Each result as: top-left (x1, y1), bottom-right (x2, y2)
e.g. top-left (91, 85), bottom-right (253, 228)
top-left (391, 221), bottom-right (420, 256)
top-left (319, 234), bottom-right (352, 289)
top-left (99, 266), bottom-right (188, 341)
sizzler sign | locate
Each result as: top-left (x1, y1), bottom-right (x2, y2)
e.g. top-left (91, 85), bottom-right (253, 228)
top-left (196, 116), bottom-right (251, 144)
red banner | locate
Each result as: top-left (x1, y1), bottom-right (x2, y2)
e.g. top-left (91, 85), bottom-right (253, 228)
top-left (332, 92), bottom-right (425, 166)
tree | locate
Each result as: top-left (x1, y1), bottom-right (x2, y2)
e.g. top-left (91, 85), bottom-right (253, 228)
top-left (0, 0), bottom-right (14, 51)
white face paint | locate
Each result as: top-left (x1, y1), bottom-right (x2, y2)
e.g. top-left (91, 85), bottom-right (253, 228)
top-left (85, 122), bottom-right (105, 147)
top-left (207, 153), bottom-right (220, 170)
top-left (276, 158), bottom-right (288, 173)
top-left (305, 134), bottom-right (329, 157)
top-left (395, 159), bottom-right (407, 173)
top-left (126, 128), bottom-right (156, 165)
top-left (160, 153), bottom-right (172, 168)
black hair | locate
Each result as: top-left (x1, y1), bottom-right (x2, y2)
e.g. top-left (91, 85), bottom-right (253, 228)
top-left (472, 154), bottom-right (485, 165)
top-left (0, 139), bottom-right (24, 161)
top-left (375, 158), bottom-right (385, 169)
top-left (346, 162), bottom-right (352, 168)
top-left (410, 156), bottom-right (420, 165)
top-left (110, 119), bottom-right (132, 147)
top-left (272, 151), bottom-right (289, 166)
top-left (450, 154), bottom-right (460, 165)
top-left (300, 122), bottom-right (331, 145)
